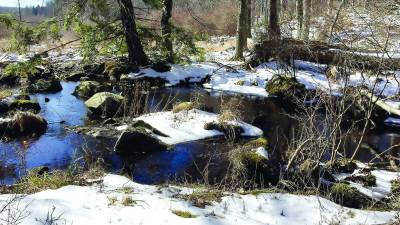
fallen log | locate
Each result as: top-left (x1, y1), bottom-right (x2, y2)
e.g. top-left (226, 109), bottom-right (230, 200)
top-left (360, 90), bottom-right (400, 117)
top-left (248, 38), bottom-right (400, 71)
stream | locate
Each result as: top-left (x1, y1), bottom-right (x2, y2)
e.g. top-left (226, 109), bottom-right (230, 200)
top-left (0, 82), bottom-right (399, 185)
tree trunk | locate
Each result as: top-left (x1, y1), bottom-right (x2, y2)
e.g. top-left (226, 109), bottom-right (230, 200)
top-left (268, 0), bottom-right (281, 40)
top-left (301, 0), bottom-right (311, 41)
top-left (117, 0), bottom-right (149, 66)
top-left (234, 0), bottom-right (248, 60)
top-left (247, 0), bottom-right (252, 38)
top-left (296, 0), bottom-right (303, 39)
top-left (265, 0), bottom-right (270, 27)
top-left (161, 0), bottom-right (173, 63)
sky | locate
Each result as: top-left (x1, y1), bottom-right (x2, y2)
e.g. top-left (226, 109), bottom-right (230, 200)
top-left (0, 0), bottom-right (49, 7)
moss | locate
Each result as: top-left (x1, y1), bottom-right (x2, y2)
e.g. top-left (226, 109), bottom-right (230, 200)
top-left (4, 61), bottom-right (40, 78)
top-left (0, 89), bottom-right (12, 100)
top-left (362, 174), bottom-right (377, 187)
top-left (176, 190), bottom-right (224, 208)
top-left (172, 102), bottom-right (195, 113)
top-left (330, 182), bottom-right (370, 208)
top-left (172, 210), bottom-right (197, 218)
top-left (243, 137), bottom-right (268, 149)
top-left (299, 159), bottom-right (318, 175)
top-left (391, 179), bottom-right (400, 194)
top-left (10, 100), bottom-right (41, 112)
top-left (328, 158), bottom-right (358, 173)
top-left (204, 121), bottom-right (243, 140)
top-left (234, 80), bottom-right (245, 86)
top-left (13, 170), bottom-right (74, 194)
top-left (265, 75), bottom-right (306, 99)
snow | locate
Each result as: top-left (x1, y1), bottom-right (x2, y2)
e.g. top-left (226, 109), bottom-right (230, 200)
top-left (134, 109), bottom-right (263, 145)
top-left (334, 168), bottom-right (400, 200)
top-left (385, 117), bottom-right (400, 125)
top-left (0, 174), bottom-right (396, 225)
top-left (254, 147), bottom-right (269, 159)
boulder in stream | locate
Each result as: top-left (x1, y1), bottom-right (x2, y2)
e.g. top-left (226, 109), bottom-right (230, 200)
top-left (114, 130), bottom-right (167, 156)
top-left (74, 81), bottom-right (112, 98)
top-left (26, 78), bottom-right (62, 93)
top-left (9, 100), bottom-right (41, 113)
top-left (85, 92), bottom-right (124, 118)
top-left (0, 112), bottom-right (47, 140)
top-left (265, 75), bottom-right (307, 101)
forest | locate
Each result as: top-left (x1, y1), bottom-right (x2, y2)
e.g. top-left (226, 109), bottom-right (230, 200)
top-left (0, 0), bottom-right (399, 224)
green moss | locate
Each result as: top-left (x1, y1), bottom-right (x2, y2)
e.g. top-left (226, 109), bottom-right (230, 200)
top-left (265, 75), bottom-right (306, 98)
top-left (299, 159), bottom-right (318, 175)
top-left (234, 150), bottom-right (266, 164)
top-left (330, 182), bottom-right (370, 208)
top-left (14, 170), bottom-right (74, 194)
top-left (172, 102), bottom-right (195, 113)
top-left (362, 174), bottom-right (377, 187)
top-left (235, 80), bottom-right (245, 86)
top-left (243, 137), bottom-right (268, 149)
top-left (176, 190), bottom-right (224, 208)
top-left (172, 210), bottom-right (197, 218)
top-left (10, 100), bottom-right (41, 112)
top-left (391, 179), bottom-right (400, 194)
top-left (4, 61), bottom-right (40, 78)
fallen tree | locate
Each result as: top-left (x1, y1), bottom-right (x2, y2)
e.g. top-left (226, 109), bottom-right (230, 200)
top-left (248, 38), bottom-right (400, 71)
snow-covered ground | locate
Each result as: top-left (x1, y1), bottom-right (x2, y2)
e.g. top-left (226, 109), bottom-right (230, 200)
top-left (0, 174), bottom-right (396, 225)
top-left (133, 109), bottom-right (263, 145)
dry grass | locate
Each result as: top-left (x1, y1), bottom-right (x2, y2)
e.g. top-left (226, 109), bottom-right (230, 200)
top-left (0, 88), bottom-right (12, 100)
top-left (171, 210), bottom-right (198, 218)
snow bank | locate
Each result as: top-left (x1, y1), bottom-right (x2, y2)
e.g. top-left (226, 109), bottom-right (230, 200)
top-left (0, 174), bottom-right (396, 225)
top-left (334, 168), bottom-right (400, 200)
top-left (135, 109), bottom-right (263, 145)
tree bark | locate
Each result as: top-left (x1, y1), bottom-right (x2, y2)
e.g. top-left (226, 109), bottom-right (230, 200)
top-left (161, 0), bottom-right (173, 63)
top-left (296, 0), bottom-right (303, 39)
top-left (267, 0), bottom-right (281, 40)
top-left (117, 0), bottom-right (149, 66)
top-left (301, 0), bottom-right (311, 41)
top-left (247, 0), bottom-right (252, 38)
top-left (234, 0), bottom-right (248, 59)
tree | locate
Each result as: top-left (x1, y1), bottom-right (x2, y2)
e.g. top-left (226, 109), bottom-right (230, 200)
top-left (300, 0), bottom-right (311, 41)
top-left (161, 0), bottom-right (174, 62)
top-left (116, 0), bottom-right (149, 66)
top-left (296, 0), bottom-right (303, 39)
top-left (246, 0), bottom-right (252, 38)
top-left (267, 0), bottom-right (281, 40)
top-left (234, 0), bottom-right (248, 60)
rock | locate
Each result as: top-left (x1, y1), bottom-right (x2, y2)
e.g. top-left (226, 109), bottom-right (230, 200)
top-left (66, 71), bottom-right (86, 81)
top-left (104, 60), bottom-right (138, 81)
top-left (85, 92), bottom-right (124, 118)
top-left (74, 81), bottom-right (111, 98)
top-left (204, 121), bottom-right (244, 141)
top-left (330, 182), bottom-right (371, 208)
top-left (0, 101), bottom-right (9, 114)
top-left (0, 112), bottom-right (47, 140)
top-left (9, 100), bottom-right (41, 112)
top-left (265, 75), bottom-right (307, 101)
top-left (26, 78), bottom-right (62, 93)
top-left (0, 72), bottom-right (19, 86)
top-left (15, 94), bottom-right (30, 100)
top-left (151, 61), bottom-right (171, 73)
top-left (114, 130), bottom-right (167, 156)
top-left (45, 98), bottom-right (50, 103)
top-left (83, 63), bottom-right (105, 75)
top-left (29, 166), bottom-right (50, 176)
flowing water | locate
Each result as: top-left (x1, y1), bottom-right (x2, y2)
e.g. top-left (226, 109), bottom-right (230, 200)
top-left (0, 82), bottom-right (399, 185)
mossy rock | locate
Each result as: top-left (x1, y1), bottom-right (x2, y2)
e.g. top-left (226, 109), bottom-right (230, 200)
top-left (0, 72), bottom-right (19, 86)
top-left (104, 60), bottom-right (137, 80)
top-left (235, 80), bottom-right (245, 86)
top-left (330, 182), bottom-right (371, 208)
top-left (204, 121), bottom-right (243, 141)
top-left (10, 100), bottom-right (41, 112)
top-left (65, 71), bottom-right (86, 82)
top-left (1, 112), bottom-right (48, 140)
top-left (172, 102), bottom-right (195, 113)
top-left (74, 81), bottom-right (111, 98)
top-left (362, 174), bottom-right (377, 187)
top-left (85, 92), bottom-right (124, 118)
top-left (265, 75), bottom-right (306, 100)
top-left (327, 158), bottom-right (358, 173)
top-left (299, 159), bottom-right (319, 175)
top-left (27, 78), bottom-right (62, 93)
